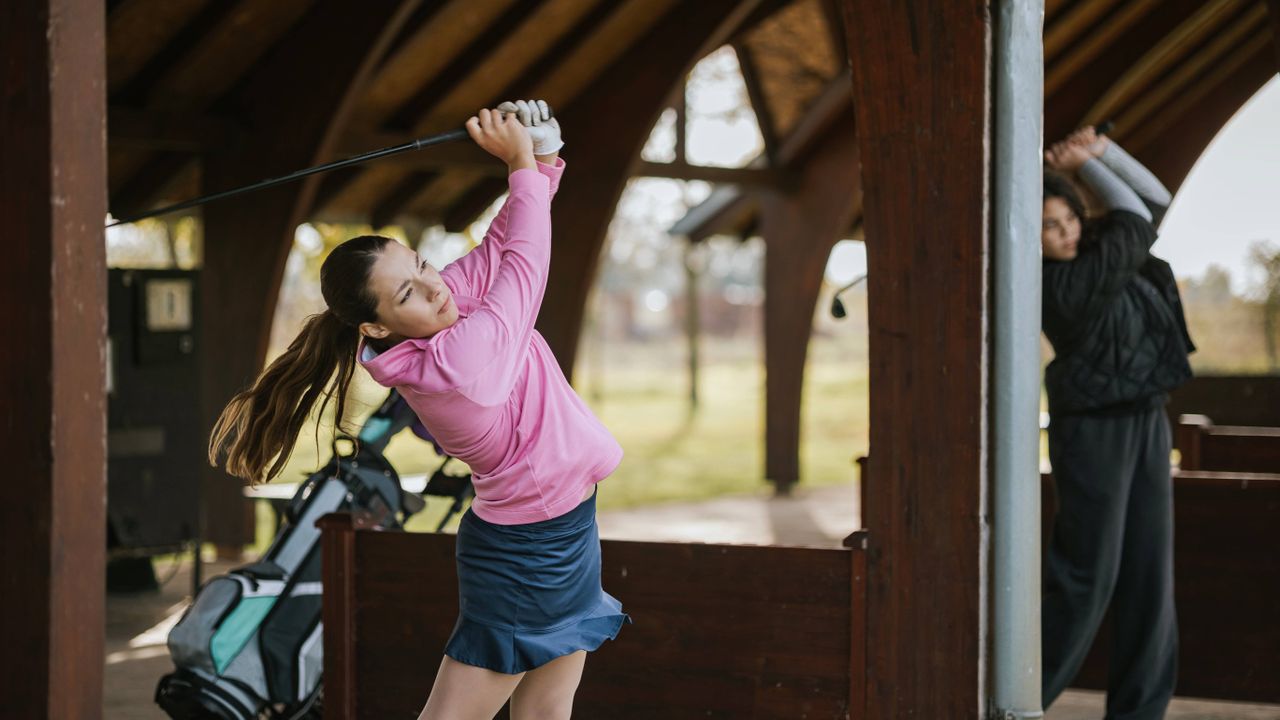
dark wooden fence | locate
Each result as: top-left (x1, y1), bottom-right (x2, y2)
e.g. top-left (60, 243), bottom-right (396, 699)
top-left (1042, 471), bottom-right (1280, 703)
top-left (1176, 415), bottom-right (1280, 474)
top-left (320, 513), bottom-right (868, 719)
top-left (1166, 375), bottom-right (1280, 429)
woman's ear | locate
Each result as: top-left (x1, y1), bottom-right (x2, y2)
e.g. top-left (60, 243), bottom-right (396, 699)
top-left (359, 321), bottom-right (391, 340)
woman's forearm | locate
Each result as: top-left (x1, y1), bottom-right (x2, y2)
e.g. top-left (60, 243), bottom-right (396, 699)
top-left (1078, 158), bottom-right (1151, 220)
top-left (1099, 143), bottom-right (1172, 207)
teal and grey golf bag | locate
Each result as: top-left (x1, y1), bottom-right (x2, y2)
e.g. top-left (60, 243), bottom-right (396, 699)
top-left (156, 392), bottom-right (428, 719)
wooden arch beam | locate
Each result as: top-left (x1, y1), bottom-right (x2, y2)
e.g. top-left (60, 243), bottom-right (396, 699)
top-left (537, 0), bottom-right (765, 378)
top-left (1267, 0), bottom-right (1280, 69)
top-left (1130, 37), bottom-right (1277, 191)
top-left (760, 121), bottom-right (861, 494)
top-left (198, 0), bottom-right (421, 546)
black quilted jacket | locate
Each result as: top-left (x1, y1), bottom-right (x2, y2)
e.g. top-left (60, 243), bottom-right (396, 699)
top-left (1042, 209), bottom-right (1196, 416)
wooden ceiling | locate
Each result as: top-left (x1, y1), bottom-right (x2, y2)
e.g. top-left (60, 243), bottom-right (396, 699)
top-left (674, 0), bottom-right (1280, 241)
top-left (106, 0), bottom-right (1279, 232)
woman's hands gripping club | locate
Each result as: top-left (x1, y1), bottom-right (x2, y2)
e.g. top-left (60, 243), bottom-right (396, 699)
top-left (466, 99), bottom-right (562, 173)
top-left (1045, 125), bottom-right (1111, 173)
top-left (466, 107), bottom-right (536, 174)
top-left (495, 99), bottom-right (563, 157)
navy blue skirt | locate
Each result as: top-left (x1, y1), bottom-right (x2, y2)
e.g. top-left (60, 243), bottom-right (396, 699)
top-left (444, 485), bottom-right (632, 674)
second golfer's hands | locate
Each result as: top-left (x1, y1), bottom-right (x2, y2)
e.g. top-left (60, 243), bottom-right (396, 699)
top-left (496, 99), bottom-right (563, 158)
top-left (466, 108), bottom-right (535, 174)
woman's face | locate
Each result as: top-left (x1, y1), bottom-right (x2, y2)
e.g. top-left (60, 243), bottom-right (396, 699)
top-left (360, 241), bottom-right (459, 344)
top-left (1042, 196), bottom-right (1081, 261)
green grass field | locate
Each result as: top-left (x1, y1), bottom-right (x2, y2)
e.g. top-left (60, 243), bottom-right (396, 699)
top-left (246, 332), bottom-right (869, 548)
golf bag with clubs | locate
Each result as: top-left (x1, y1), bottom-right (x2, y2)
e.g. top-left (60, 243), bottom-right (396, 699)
top-left (155, 389), bottom-right (473, 719)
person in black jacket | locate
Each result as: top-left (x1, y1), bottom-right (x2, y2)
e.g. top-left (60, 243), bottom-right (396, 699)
top-left (1040, 127), bottom-right (1195, 720)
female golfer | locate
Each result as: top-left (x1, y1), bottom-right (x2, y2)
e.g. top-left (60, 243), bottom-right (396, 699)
top-left (1040, 127), bottom-right (1194, 719)
top-left (210, 100), bottom-right (630, 720)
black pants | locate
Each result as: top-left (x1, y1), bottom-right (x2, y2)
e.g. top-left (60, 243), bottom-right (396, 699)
top-left (1043, 405), bottom-right (1177, 720)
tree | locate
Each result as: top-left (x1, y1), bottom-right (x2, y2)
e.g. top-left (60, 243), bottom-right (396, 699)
top-left (1248, 240), bottom-right (1280, 371)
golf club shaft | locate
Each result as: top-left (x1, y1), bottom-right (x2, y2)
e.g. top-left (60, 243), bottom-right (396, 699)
top-left (107, 127), bottom-right (470, 227)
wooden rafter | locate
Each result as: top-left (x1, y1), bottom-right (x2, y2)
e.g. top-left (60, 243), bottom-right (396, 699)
top-left (147, 0), bottom-right (314, 111)
top-left (108, 104), bottom-right (239, 151)
top-left (403, 0), bottom-right (684, 223)
top-left (1112, 4), bottom-right (1270, 141)
top-left (443, 177), bottom-right (510, 233)
top-left (371, 170), bottom-right (437, 228)
top-left (357, 1), bottom-right (509, 130)
top-left (820, 0), bottom-right (849, 63)
top-left (397, 170), bottom-right (486, 225)
top-left (1267, 0), bottom-right (1280, 70)
top-left (1083, 0), bottom-right (1247, 126)
top-left (107, 0), bottom-right (213, 94)
top-left (734, 41), bottom-right (780, 166)
top-left (1044, 0), bottom-right (1218, 141)
top-left (328, 0), bottom-right (641, 221)
top-left (1044, 0), bottom-right (1123, 63)
top-left (109, 0), bottom-right (242, 103)
top-left (776, 69), bottom-right (852, 165)
top-left (407, 0), bottom-right (639, 225)
top-left (384, 2), bottom-right (545, 130)
top-left (425, 0), bottom-right (790, 231)
top-left (110, 153), bottom-right (194, 219)
top-left (1046, 0), bottom-right (1163, 95)
top-left (1128, 27), bottom-right (1274, 157)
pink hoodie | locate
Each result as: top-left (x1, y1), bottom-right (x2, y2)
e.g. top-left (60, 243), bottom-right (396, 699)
top-left (358, 158), bottom-right (623, 525)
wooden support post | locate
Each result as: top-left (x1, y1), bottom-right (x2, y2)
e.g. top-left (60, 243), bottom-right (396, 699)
top-left (318, 513), bottom-right (359, 720)
top-left (844, 530), bottom-right (870, 718)
top-left (840, 1), bottom-right (991, 714)
top-left (758, 125), bottom-right (861, 494)
top-left (0, 0), bottom-right (107, 716)
top-left (684, 243), bottom-right (701, 411)
top-left (198, 0), bottom-right (419, 546)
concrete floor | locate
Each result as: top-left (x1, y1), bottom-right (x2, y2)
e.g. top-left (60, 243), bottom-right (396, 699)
top-left (106, 484), bottom-right (1278, 718)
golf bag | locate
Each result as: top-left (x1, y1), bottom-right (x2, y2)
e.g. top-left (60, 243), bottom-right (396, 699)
top-left (156, 390), bottom-right (471, 719)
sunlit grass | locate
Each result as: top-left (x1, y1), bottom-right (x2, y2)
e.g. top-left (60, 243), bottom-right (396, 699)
top-left (249, 333), bottom-right (870, 550)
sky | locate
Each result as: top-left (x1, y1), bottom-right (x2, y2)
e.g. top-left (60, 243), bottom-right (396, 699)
top-left (1158, 75), bottom-right (1280, 294)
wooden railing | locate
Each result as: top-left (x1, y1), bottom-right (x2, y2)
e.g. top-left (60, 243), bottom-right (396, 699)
top-left (1166, 375), bottom-right (1280, 429)
top-left (1041, 470), bottom-right (1280, 702)
top-left (1176, 414), bottom-right (1280, 474)
top-left (319, 513), bottom-right (869, 719)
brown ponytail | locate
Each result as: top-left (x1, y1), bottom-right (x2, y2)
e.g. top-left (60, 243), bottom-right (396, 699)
top-left (209, 234), bottom-right (396, 485)
top-left (208, 310), bottom-right (360, 485)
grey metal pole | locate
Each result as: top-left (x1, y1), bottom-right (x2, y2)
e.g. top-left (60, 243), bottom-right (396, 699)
top-left (991, 0), bottom-right (1045, 718)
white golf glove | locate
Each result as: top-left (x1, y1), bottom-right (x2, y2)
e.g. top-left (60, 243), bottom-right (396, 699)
top-left (496, 99), bottom-right (563, 156)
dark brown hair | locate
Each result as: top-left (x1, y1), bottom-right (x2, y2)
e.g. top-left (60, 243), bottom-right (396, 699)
top-left (209, 235), bottom-right (395, 485)
top-left (1044, 171), bottom-right (1096, 247)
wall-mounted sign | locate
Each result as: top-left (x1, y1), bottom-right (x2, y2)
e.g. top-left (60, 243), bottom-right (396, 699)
top-left (145, 279), bottom-right (193, 331)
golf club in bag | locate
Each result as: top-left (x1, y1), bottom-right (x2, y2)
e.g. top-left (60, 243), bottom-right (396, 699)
top-left (155, 389), bottom-right (472, 720)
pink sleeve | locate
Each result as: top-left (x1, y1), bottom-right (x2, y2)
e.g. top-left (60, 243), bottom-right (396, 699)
top-left (439, 157), bottom-right (565, 299)
top-left (431, 167), bottom-right (553, 404)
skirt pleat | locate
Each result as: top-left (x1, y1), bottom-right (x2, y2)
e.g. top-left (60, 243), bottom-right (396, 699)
top-left (444, 486), bottom-right (631, 674)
